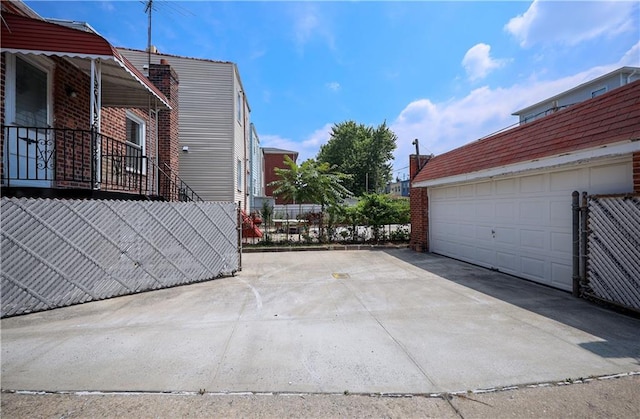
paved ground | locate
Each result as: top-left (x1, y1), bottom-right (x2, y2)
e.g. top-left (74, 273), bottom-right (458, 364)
top-left (2, 249), bottom-right (639, 416)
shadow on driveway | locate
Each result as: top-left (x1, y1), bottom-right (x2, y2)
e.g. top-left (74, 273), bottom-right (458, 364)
top-left (384, 249), bottom-right (640, 365)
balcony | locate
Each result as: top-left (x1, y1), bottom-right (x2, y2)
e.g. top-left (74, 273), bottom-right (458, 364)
top-left (2, 125), bottom-right (201, 202)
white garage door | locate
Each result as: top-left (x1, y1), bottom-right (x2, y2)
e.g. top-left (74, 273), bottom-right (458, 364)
top-left (429, 157), bottom-right (633, 291)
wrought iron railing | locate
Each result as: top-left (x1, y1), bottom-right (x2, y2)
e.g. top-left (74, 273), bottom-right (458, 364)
top-left (1, 125), bottom-right (202, 202)
top-left (156, 161), bottom-right (203, 202)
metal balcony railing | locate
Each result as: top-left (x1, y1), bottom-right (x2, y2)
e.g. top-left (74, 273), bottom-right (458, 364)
top-left (2, 125), bottom-right (202, 202)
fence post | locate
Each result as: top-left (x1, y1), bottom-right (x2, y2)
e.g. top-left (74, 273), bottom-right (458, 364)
top-left (580, 192), bottom-right (588, 290)
top-left (571, 191), bottom-right (580, 297)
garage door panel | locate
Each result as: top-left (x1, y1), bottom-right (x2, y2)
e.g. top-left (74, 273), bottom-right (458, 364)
top-left (549, 199), bottom-right (571, 227)
top-left (476, 225), bottom-right (494, 240)
top-left (521, 256), bottom-right (546, 280)
top-left (460, 184), bottom-right (474, 197)
top-left (550, 168), bottom-right (581, 191)
top-left (551, 263), bottom-right (572, 291)
top-left (520, 229), bottom-right (546, 250)
top-left (475, 247), bottom-right (495, 266)
top-left (458, 223), bottom-right (476, 238)
top-left (476, 181), bottom-right (492, 196)
top-left (432, 221), bottom-right (458, 238)
top-left (496, 178), bottom-right (517, 195)
top-left (519, 201), bottom-right (546, 223)
top-left (551, 231), bottom-right (571, 254)
top-left (475, 202), bottom-right (493, 219)
top-left (520, 174), bottom-right (545, 193)
top-left (495, 201), bottom-right (516, 220)
top-left (496, 251), bottom-right (519, 273)
top-left (494, 227), bottom-right (517, 245)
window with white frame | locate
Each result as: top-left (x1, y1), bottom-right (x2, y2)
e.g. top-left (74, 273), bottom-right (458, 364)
top-left (126, 112), bottom-right (146, 173)
top-left (237, 158), bottom-right (243, 191)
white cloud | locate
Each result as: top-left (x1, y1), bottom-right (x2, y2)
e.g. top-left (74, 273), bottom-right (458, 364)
top-left (505, 0), bottom-right (638, 48)
top-left (261, 123), bottom-right (333, 163)
top-left (325, 81), bottom-right (341, 92)
top-left (290, 3), bottom-right (335, 54)
top-left (462, 43), bottom-right (509, 81)
top-left (390, 44), bottom-right (639, 176)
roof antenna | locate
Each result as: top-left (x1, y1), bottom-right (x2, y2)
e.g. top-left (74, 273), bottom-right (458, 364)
top-left (145, 0), bottom-right (153, 71)
top-left (412, 138), bottom-right (420, 156)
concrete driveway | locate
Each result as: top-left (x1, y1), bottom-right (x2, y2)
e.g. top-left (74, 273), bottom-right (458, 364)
top-left (2, 249), bottom-right (639, 394)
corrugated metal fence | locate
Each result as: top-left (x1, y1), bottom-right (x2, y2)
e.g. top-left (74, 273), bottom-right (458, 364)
top-left (583, 194), bottom-right (640, 312)
top-left (1, 198), bottom-right (239, 317)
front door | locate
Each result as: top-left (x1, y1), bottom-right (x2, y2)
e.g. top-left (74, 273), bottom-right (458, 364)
top-left (4, 55), bottom-right (54, 187)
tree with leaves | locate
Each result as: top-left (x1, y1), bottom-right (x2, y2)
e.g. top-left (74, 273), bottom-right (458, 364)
top-left (269, 156), bottom-right (352, 241)
top-left (317, 120), bottom-right (397, 196)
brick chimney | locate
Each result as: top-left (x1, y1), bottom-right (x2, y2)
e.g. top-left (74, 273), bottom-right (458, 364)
top-left (148, 60), bottom-right (179, 199)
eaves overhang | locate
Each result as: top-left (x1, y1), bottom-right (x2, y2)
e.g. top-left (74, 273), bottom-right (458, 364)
top-left (412, 140), bottom-right (640, 189)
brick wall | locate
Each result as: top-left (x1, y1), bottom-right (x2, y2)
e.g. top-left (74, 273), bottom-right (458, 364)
top-left (264, 152), bottom-right (297, 205)
top-left (634, 151), bottom-right (640, 194)
top-left (52, 57), bottom-right (92, 188)
top-left (409, 154), bottom-right (432, 252)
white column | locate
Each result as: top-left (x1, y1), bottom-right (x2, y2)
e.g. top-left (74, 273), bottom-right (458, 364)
top-left (90, 59), bottom-right (102, 189)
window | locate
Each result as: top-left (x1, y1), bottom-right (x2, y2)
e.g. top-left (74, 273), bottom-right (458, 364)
top-left (591, 87), bottom-right (607, 98)
top-left (237, 159), bottom-right (243, 191)
top-left (237, 91), bottom-right (242, 122)
top-left (126, 112), bottom-right (145, 173)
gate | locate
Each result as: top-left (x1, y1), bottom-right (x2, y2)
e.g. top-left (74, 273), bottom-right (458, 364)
top-left (573, 192), bottom-right (640, 312)
top-left (1, 197), bottom-right (239, 317)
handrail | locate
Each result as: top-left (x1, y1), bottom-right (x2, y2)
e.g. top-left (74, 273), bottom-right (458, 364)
top-left (2, 125), bottom-right (202, 202)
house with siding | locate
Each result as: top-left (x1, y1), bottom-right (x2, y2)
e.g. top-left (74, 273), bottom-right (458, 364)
top-left (513, 66), bottom-right (639, 124)
top-left (118, 48), bottom-right (251, 210)
top-left (1, 1), bottom-right (193, 201)
top-left (410, 79), bottom-right (640, 292)
top-left (248, 122), bottom-right (265, 212)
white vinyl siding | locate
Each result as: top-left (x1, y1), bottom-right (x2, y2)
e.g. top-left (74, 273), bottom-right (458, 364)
top-left (119, 50), bottom-right (248, 206)
top-left (429, 157), bottom-right (633, 291)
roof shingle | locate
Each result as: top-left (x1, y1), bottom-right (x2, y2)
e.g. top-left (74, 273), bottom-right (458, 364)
top-left (413, 80), bottom-right (640, 184)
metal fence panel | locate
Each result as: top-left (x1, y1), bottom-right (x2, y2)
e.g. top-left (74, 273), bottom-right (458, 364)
top-left (1, 197), bottom-right (239, 317)
top-left (586, 195), bottom-right (640, 311)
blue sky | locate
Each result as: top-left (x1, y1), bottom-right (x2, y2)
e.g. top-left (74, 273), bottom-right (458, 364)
top-left (26, 0), bottom-right (640, 179)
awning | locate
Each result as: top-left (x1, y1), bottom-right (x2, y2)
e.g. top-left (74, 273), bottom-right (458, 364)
top-left (1, 13), bottom-right (170, 110)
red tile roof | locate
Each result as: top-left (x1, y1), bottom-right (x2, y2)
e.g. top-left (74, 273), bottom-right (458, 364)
top-left (413, 80), bottom-right (640, 184)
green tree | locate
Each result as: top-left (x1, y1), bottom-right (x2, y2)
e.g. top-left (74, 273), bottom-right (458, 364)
top-left (317, 120), bottom-right (397, 196)
top-left (269, 156), bottom-right (352, 241)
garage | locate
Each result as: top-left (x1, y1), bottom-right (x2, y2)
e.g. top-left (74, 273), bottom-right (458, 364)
top-left (410, 80), bottom-right (639, 292)
top-left (428, 157), bottom-right (633, 290)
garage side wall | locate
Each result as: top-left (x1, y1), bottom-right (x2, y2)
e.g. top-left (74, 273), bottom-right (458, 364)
top-left (1, 198), bottom-right (240, 317)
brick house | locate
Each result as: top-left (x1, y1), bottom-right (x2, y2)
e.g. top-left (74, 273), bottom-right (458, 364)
top-left (1, 1), bottom-right (194, 201)
top-left (410, 79), bottom-right (640, 291)
top-left (263, 147), bottom-right (299, 205)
